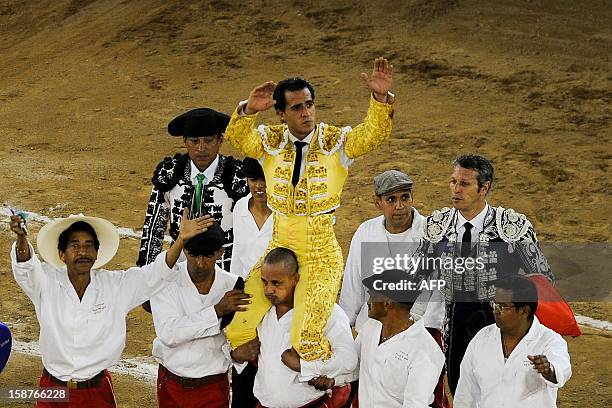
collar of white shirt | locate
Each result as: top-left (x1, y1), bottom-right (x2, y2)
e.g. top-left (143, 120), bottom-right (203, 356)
top-left (237, 193), bottom-right (253, 218)
top-left (176, 262), bottom-right (226, 289)
top-left (270, 305), bottom-right (294, 323)
top-left (456, 202), bottom-right (489, 232)
top-left (190, 155), bottom-right (219, 185)
top-left (381, 208), bottom-right (424, 237)
top-left (288, 128), bottom-right (315, 147)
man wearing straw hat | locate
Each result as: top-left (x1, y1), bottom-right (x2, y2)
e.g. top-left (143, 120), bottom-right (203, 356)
top-left (9, 209), bottom-right (210, 407)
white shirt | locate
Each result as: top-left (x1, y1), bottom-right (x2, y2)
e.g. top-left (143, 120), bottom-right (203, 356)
top-left (11, 244), bottom-right (177, 381)
top-left (356, 318), bottom-right (445, 408)
top-left (338, 210), bottom-right (445, 330)
top-left (238, 304), bottom-right (357, 408)
top-left (230, 194), bottom-right (273, 279)
top-left (456, 202), bottom-right (489, 244)
top-left (189, 155), bottom-right (219, 186)
top-left (454, 317), bottom-right (572, 408)
top-left (150, 264), bottom-right (238, 378)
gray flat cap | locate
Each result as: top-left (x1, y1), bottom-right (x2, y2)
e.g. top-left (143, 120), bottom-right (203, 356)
top-left (374, 170), bottom-right (414, 196)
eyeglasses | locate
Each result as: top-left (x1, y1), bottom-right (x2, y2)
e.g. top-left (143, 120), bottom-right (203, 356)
top-left (490, 301), bottom-right (515, 313)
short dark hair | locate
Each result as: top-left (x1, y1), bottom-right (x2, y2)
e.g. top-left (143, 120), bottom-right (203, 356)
top-left (496, 275), bottom-right (538, 320)
top-left (243, 157), bottom-right (265, 180)
top-left (453, 154), bottom-right (494, 192)
top-left (263, 247), bottom-right (299, 274)
top-left (273, 77), bottom-right (315, 112)
top-left (184, 221), bottom-right (226, 257)
top-left (58, 221), bottom-right (100, 252)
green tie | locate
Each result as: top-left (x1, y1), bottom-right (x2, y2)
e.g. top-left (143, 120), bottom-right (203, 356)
top-left (194, 173), bottom-right (206, 213)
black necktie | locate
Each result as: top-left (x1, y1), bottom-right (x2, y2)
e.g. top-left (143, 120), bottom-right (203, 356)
top-left (292, 141), bottom-right (307, 187)
top-left (461, 222), bottom-right (473, 257)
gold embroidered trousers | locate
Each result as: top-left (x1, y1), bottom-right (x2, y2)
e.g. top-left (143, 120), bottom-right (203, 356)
top-left (226, 212), bottom-right (343, 361)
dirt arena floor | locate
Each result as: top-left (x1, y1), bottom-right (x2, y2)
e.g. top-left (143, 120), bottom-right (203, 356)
top-left (0, 0), bottom-right (610, 406)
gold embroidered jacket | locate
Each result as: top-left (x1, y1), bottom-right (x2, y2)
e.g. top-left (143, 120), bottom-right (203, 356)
top-left (225, 96), bottom-right (394, 216)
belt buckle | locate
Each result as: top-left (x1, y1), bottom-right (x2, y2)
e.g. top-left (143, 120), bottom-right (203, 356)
top-left (67, 379), bottom-right (78, 389)
top-left (181, 378), bottom-right (197, 390)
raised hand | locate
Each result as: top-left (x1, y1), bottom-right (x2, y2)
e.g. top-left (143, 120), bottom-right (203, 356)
top-left (230, 338), bottom-right (260, 363)
top-left (214, 289), bottom-right (252, 317)
top-left (245, 81), bottom-right (277, 114)
top-left (177, 208), bottom-right (214, 243)
top-left (10, 214), bottom-right (31, 261)
top-left (9, 214), bottom-right (27, 237)
top-left (165, 208), bottom-right (215, 268)
top-left (360, 57), bottom-right (393, 102)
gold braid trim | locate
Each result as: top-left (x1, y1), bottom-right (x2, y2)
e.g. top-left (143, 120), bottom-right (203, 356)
top-left (317, 124), bottom-right (350, 155)
top-left (291, 214), bottom-right (343, 360)
top-left (225, 109), bottom-right (265, 159)
top-left (344, 96), bottom-right (394, 159)
top-left (262, 125), bottom-right (288, 155)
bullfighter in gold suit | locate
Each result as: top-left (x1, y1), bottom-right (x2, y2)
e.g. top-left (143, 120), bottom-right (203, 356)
top-left (225, 58), bottom-right (395, 361)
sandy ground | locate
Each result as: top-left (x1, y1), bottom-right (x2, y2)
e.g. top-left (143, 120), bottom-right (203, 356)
top-left (0, 0), bottom-right (610, 406)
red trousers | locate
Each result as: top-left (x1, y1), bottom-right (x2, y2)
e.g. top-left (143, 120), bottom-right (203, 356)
top-left (157, 366), bottom-right (230, 408)
top-left (257, 384), bottom-right (350, 408)
top-left (36, 370), bottom-right (116, 408)
top-left (427, 328), bottom-right (451, 408)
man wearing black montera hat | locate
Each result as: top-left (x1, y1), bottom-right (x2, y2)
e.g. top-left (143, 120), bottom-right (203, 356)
top-left (355, 269), bottom-right (445, 408)
top-left (138, 108), bottom-right (249, 280)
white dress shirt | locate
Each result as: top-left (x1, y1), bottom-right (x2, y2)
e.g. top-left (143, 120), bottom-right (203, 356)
top-left (150, 264), bottom-right (237, 378)
top-left (11, 243), bottom-right (178, 381)
top-left (454, 316), bottom-right (572, 408)
top-left (189, 155), bottom-right (219, 186)
top-left (237, 304), bottom-right (357, 408)
top-left (229, 194), bottom-right (273, 279)
top-left (356, 318), bottom-right (445, 408)
top-left (339, 210), bottom-right (445, 331)
top-left (456, 202), bottom-right (489, 244)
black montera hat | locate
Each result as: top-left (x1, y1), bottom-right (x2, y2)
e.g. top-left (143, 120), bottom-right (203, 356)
top-left (362, 269), bottom-right (423, 303)
top-left (183, 221), bottom-right (226, 257)
top-left (168, 108), bottom-right (230, 137)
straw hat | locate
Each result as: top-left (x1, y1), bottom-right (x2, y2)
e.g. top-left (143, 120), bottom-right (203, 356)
top-left (36, 214), bottom-right (119, 269)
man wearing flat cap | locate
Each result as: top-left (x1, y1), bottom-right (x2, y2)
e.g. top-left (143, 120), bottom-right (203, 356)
top-left (137, 108), bottom-right (249, 278)
top-left (339, 169), bottom-right (447, 407)
top-left (353, 269), bottom-right (445, 408)
top-left (224, 58), bottom-right (395, 363)
top-left (9, 209), bottom-right (209, 407)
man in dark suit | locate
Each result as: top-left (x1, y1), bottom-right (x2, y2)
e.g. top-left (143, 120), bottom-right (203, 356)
top-left (137, 108), bottom-right (248, 273)
top-left (416, 154), bottom-right (555, 395)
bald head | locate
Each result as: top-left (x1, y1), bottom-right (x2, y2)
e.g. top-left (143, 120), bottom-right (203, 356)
top-left (262, 247), bottom-right (299, 307)
top-left (263, 247), bottom-right (298, 276)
